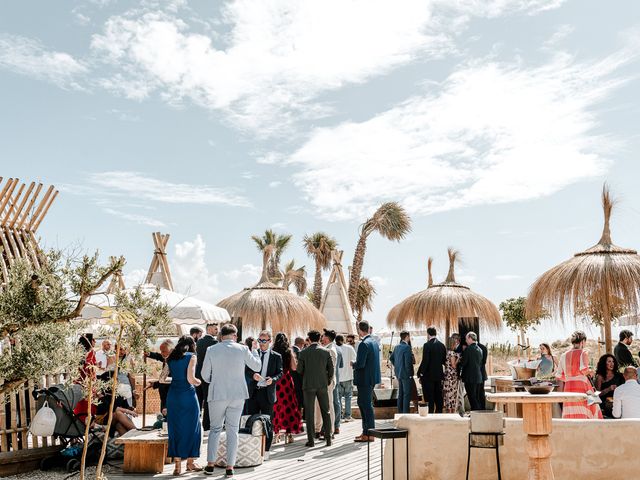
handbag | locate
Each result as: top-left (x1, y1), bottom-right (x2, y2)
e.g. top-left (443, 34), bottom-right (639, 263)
top-left (30, 401), bottom-right (56, 437)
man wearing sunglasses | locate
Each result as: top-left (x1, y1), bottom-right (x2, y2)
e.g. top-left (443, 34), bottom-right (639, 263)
top-left (247, 331), bottom-right (283, 419)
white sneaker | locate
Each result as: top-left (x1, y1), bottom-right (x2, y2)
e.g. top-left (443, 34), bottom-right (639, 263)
top-left (344, 416), bottom-right (353, 422)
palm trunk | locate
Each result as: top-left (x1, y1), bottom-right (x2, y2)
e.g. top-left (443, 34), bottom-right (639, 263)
top-left (348, 233), bottom-right (368, 310)
top-left (96, 324), bottom-right (124, 479)
top-left (313, 258), bottom-right (323, 309)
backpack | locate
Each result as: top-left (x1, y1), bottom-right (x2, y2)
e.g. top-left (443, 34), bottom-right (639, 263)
top-left (30, 401), bottom-right (56, 437)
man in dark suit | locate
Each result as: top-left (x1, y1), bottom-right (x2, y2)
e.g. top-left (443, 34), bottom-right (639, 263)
top-left (297, 330), bottom-right (334, 447)
top-left (390, 331), bottom-right (414, 413)
top-left (196, 323), bottom-right (218, 431)
top-left (353, 321), bottom-right (381, 442)
top-left (460, 332), bottom-right (485, 411)
top-left (417, 327), bottom-right (447, 413)
top-left (247, 330), bottom-right (283, 419)
top-left (614, 330), bottom-right (637, 367)
top-left (291, 337), bottom-right (305, 412)
top-left (478, 341), bottom-right (488, 410)
top-left (145, 339), bottom-right (174, 412)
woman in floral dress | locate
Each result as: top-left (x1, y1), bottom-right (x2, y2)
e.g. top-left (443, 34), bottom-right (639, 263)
top-left (272, 333), bottom-right (302, 443)
top-left (443, 334), bottom-right (461, 413)
top-left (556, 330), bottom-right (602, 419)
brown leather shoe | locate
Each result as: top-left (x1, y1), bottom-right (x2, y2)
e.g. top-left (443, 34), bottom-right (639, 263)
top-left (334, 428), bottom-right (340, 435)
top-left (354, 434), bottom-right (373, 442)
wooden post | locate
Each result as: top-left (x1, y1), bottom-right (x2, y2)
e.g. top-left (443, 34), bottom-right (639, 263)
top-left (32, 190), bottom-right (58, 231)
top-left (142, 356), bottom-right (147, 428)
top-left (9, 182), bottom-right (34, 229)
top-left (16, 183), bottom-right (43, 230)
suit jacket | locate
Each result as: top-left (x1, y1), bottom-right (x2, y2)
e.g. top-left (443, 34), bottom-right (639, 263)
top-left (353, 335), bottom-right (382, 387)
top-left (479, 342), bottom-right (488, 382)
top-left (296, 344), bottom-right (334, 390)
top-left (417, 338), bottom-right (447, 382)
top-left (325, 342), bottom-right (338, 387)
top-left (248, 349), bottom-right (283, 405)
top-left (460, 343), bottom-right (484, 384)
top-left (195, 334), bottom-right (217, 380)
top-left (201, 340), bottom-right (262, 402)
top-left (390, 341), bottom-right (413, 380)
top-left (614, 342), bottom-right (637, 367)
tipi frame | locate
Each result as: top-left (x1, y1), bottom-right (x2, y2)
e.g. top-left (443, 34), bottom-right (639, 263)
top-left (320, 250), bottom-right (356, 335)
top-left (144, 232), bottom-right (174, 291)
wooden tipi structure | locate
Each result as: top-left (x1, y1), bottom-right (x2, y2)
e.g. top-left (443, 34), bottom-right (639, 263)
top-left (145, 232), bottom-right (174, 291)
top-left (106, 255), bottom-right (126, 293)
top-left (0, 177), bottom-right (58, 285)
top-left (320, 250), bottom-right (356, 334)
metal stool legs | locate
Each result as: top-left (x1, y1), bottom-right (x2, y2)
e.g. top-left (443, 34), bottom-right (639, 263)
top-left (466, 433), bottom-right (502, 480)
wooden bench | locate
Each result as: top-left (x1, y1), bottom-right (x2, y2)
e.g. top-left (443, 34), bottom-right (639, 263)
top-left (114, 429), bottom-right (167, 474)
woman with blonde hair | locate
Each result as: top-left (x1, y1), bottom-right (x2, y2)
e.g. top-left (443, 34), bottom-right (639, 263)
top-left (556, 331), bottom-right (602, 419)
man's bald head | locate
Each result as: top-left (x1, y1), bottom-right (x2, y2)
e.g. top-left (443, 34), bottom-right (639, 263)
top-left (623, 366), bottom-right (638, 381)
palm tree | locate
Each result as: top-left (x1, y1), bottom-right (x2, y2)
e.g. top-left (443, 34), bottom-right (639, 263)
top-left (282, 259), bottom-right (308, 296)
top-left (251, 229), bottom-right (292, 282)
top-left (303, 232), bottom-right (338, 309)
top-left (348, 202), bottom-right (411, 309)
top-left (353, 277), bottom-right (377, 321)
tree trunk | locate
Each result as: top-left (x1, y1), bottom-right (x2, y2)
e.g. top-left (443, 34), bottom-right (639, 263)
top-left (348, 234), bottom-right (368, 310)
top-left (96, 324), bottom-right (124, 480)
top-left (313, 258), bottom-right (323, 309)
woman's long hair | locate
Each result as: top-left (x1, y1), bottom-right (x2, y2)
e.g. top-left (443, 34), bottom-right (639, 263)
top-left (167, 335), bottom-right (196, 362)
top-left (273, 332), bottom-right (292, 367)
top-left (596, 353), bottom-right (618, 379)
top-left (78, 333), bottom-right (94, 352)
top-left (539, 343), bottom-right (554, 365)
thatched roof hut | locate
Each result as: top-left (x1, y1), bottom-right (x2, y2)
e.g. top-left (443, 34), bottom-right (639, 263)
top-left (387, 249), bottom-right (501, 338)
top-left (218, 246), bottom-right (325, 334)
top-left (527, 185), bottom-right (640, 353)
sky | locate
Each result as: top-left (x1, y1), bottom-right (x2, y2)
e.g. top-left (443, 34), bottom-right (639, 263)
top-left (1, 0), bottom-right (639, 344)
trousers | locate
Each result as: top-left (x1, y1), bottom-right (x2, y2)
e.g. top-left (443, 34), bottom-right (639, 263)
top-left (315, 383), bottom-right (335, 433)
top-left (397, 377), bottom-right (412, 413)
top-left (356, 384), bottom-right (375, 435)
top-left (304, 388), bottom-right (331, 444)
top-left (422, 379), bottom-right (444, 413)
top-left (206, 399), bottom-right (244, 467)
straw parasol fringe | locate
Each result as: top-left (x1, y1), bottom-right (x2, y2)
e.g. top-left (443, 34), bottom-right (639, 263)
top-left (217, 245), bottom-right (325, 334)
top-left (526, 184), bottom-right (640, 353)
top-left (387, 248), bottom-right (502, 337)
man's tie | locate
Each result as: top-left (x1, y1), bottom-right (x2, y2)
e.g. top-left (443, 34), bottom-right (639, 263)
top-left (261, 350), bottom-right (266, 366)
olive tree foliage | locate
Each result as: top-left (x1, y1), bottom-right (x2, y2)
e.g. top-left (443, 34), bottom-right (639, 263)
top-left (0, 251), bottom-right (124, 396)
top-left (499, 296), bottom-right (550, 340)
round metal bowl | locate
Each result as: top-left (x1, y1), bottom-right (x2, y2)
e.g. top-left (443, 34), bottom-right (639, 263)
top-left (524, 384), bottom-right (555, 395)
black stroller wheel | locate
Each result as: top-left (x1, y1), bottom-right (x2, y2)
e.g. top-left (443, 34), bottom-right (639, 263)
top-left (66, 458), bottom-right (80, 472)
top-left (40, 456), bottom-right (53, 471)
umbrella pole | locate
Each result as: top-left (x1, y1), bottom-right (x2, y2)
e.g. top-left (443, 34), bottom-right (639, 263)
top-left (142, 355), bottom-right (147, 427)
top-left (602, 282), bottom-right (613, 354)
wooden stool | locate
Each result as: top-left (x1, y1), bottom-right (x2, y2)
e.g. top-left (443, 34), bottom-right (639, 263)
top-left (367, 428), bottom-right (408, 480)
top-left (466, 432), bottom-right (504, 480)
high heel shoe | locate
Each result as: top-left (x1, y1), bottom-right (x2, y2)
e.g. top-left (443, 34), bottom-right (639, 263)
top-left (285, 433), bottom-right (294, 444)
top-left (273, 434), bottom-right (282, 444)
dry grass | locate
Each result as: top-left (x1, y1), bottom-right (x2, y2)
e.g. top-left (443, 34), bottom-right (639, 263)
top-left (387, 248), bottom-right (501, 333)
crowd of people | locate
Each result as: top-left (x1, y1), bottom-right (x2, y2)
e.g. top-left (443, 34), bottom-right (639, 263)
top-left (72, 322), bottom-right (640, 478)
top-left (74, 320), bottom-right (382, 478)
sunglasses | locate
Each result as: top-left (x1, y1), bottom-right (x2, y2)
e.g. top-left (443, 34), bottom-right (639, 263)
top-left (257, 339), bottom-right (270, 344)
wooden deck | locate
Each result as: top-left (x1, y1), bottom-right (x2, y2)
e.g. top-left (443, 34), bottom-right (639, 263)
top-left (108, 418), bottom-right (390, 480)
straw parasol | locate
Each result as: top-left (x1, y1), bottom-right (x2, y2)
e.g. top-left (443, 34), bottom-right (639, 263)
top-left (217, 246), bottom-right (325, 334)
top-left (526, 185), bottom-right (640, 353)
top-left (387, 249), bottom-right (501, 339)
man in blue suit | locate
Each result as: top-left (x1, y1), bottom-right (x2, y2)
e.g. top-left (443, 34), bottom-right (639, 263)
top-left (353, 320), bottom-right (381, 442)
top-left (390, 331), bottom-right (413, 413)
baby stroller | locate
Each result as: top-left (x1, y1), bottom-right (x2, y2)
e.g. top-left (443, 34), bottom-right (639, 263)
top-left (33, 384), bottom-right (105, 473)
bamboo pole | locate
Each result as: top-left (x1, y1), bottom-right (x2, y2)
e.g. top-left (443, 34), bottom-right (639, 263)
top-left (0, 179), bottom-right (19, 221)
top-left (1, 182), bottom-right (25, 225)
top-left (16, 183), bottom-right (42, 230)
top-left (9, 182), bottom-right (34, 229)
top-left (27, 186), bottom-right (54, 231)
top-left (0, 229), bottom-right (13, 262)
top-left (31, 189), bottom-right (58, 232)
top-left (5, 227), bottom-right (22, 260)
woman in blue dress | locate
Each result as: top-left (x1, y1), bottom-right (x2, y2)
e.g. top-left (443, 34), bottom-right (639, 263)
top-left (166, 335), bottom-right (202, 475)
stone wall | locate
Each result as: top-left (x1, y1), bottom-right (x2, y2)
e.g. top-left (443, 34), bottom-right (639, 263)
top-left (383, 414), bottom-right (640, 479)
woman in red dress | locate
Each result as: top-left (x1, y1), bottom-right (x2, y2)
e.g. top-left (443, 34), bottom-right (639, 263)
top-left (272, 333), bottom-right (302, 444)
top-left (74, 333), bottom-right (97, 422)
top-left (556, 330), bottom-right (602, 419)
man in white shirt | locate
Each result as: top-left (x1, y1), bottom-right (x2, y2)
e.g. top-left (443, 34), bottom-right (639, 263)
top-left (95, 339), bottom-right (114, 373)
top-left (613, 367), bottom-right (640, 419)
top-left (336, 334), bottom-right (357, 422)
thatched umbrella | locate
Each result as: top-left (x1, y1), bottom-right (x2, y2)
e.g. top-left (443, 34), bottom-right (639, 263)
top-left (526, 185), bottom-right (640, 353)
top-left (387, 249), bottom-right (502, 340)
top-left (218, 246), bottom-right (325, 334)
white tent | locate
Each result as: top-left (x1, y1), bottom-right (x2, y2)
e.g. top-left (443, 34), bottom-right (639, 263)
top-left (320, 250), bottom-right (356, 335)
top-left (81, 284), bottom-right (230, 335)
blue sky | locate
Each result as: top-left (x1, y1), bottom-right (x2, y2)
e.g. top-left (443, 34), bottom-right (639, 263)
top-left (1, 0), bottom-right (639, 341)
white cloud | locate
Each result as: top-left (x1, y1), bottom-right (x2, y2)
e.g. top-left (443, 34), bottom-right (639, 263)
top-left (124, 268), bottom-right (147, 286)
top-left (89, 0), bottom-right (563, 136)
top-left (88, 171), bottom-right (252, 207)
top-left (172, 234), bottom-right (222, 300)
top-left (495, 274), bottom-right (522, 281)
top-left (369, 275), bottom-right (389, 287)
top-left (286, 48), bottom-right (634, 220)
top-left (221, 264), bottom-right (262, 285)
top-left (102, 207), bottom-right (166, 227)
top-left (268, 181), bottom-right (282, 188)
top-left (0, 34), bottom-right (87, 89)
